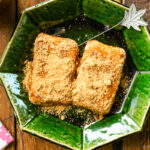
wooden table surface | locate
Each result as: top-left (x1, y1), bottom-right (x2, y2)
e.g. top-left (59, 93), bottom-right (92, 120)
top-left (0, 0), bottom-right (150, 150)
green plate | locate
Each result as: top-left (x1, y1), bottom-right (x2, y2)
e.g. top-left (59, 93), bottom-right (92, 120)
top-left (0, 0), bottom-right (150, 149)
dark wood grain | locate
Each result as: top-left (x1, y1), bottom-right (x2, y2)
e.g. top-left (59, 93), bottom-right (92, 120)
top-left (142, 114), bottom-right (150, 150)
top-left (0, 0), bottom-right (16, 149)
top-left (97, 144), bottom-right (113, 150)
top-left (122, 133), bottom-right (143, 150)
top-left (0, 0), bottom-right (11, 12)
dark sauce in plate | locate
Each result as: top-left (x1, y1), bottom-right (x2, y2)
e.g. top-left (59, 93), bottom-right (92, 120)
top-left (36, 15), bottom-right (136, 127)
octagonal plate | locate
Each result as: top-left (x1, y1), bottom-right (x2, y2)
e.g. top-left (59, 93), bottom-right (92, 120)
top-left (0, 0), bottom-right (150, 149)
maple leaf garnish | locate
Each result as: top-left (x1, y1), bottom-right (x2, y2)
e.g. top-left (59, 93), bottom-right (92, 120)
top-left (121, 4), bottom-right (148, 31)
top-left (79, 3), bottom-right (148, 47)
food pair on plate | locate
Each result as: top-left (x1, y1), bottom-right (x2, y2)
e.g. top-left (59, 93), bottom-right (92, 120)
top-left (23, 33), bottom-right (126, 115)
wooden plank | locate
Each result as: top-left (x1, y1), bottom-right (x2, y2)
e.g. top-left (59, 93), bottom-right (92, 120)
top-left (0, 0), bottom-right (16, 150)
top-left (0, 0), bottom-right (16, 57)
top-left (0, 0), bottom-right (11, 12)
top-left (142, 113), bottom-right (150, 150)
top-left (122, 133), bottom-right (143, 150)
top-left (96, 144), bottom-right (113, 150)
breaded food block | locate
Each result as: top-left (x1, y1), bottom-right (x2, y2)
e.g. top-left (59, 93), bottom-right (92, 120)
top-left (72, 40), bottom-right (126, 114)
top-left (23, 33), bottom-right (79, 105)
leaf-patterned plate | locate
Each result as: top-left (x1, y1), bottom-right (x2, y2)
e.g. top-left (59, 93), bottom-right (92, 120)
top-left (0, 0), bottom-right (150, 149)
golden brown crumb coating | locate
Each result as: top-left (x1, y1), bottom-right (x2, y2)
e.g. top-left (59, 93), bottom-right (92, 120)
top-left (72, 40), bottom-right (126, 114)
top-left (23, 33), bottom-right (79, 105)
